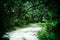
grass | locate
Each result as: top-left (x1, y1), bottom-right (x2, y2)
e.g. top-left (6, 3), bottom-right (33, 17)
top-left (36, 21), bottom-right (56, 40)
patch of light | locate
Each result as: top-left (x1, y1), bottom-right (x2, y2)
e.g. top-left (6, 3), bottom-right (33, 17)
top-left (3, 24), bottom-right (42, 40)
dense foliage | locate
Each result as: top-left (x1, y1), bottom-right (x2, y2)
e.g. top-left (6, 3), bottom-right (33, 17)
top-left (0, 0), bottom-right (60, 40)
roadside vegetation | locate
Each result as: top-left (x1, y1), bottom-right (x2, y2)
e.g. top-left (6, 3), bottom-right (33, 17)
top-left (0, 0), bottom-right (60, 40)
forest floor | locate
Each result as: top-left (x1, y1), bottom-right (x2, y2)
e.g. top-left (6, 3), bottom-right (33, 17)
top-left (3, 23), bottom-right (43, 40)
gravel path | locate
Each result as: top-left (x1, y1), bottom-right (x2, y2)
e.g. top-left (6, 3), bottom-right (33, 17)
top-left (3, 23), bottom-right (42, 40)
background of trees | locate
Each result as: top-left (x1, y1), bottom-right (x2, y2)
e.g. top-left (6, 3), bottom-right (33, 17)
top-left (0, 0), bottom-right (60, 40)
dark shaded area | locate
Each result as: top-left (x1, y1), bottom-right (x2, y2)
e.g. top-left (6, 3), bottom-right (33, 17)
top-left (2, 38), bottom-right (9, 40)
